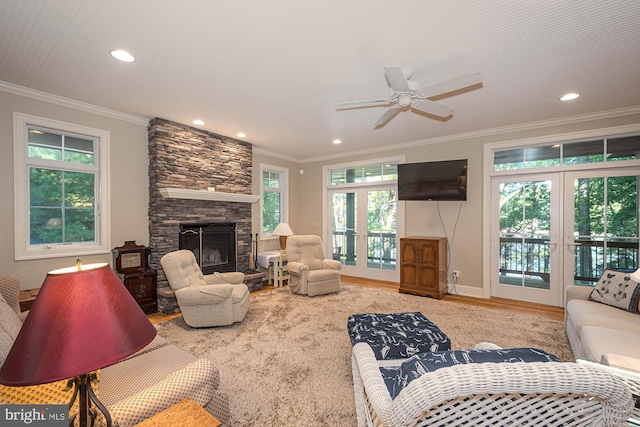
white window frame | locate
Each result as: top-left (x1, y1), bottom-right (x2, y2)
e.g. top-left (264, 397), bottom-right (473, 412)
top-left (259, 163), bottom-right (288, 239)
top-left (13, 112), bottom-right (111, 260)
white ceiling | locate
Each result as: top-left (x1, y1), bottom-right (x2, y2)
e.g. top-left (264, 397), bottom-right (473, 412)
top-left (1, 0), bottom-right (639, 162)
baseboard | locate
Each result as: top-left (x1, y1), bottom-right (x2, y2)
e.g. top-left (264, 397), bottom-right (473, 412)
top-left (447, 283), bottom-right (485, 298)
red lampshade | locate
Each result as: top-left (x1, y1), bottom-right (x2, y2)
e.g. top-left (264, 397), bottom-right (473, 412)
top-left (0, 263), bottom-right (157, 386)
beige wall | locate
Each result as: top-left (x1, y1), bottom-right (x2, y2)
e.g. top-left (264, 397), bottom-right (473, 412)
top-left (298, 113), bottom-right (640, 292)
top-left (0, 90), bottom-right (149, 288)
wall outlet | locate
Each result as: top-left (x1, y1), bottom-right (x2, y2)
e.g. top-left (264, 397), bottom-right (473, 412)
top-left (311, 221), bottom-right (320, 228)
top-left (452, 270), bottom-right (459, 280)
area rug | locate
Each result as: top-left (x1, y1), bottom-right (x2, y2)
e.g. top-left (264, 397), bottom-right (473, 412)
top-left (155, 285), bottom-right (573, 426)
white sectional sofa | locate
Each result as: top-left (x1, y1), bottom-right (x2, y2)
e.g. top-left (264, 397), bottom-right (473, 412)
top-left (565, 271), bottom-right (640, 422)
top-left (565, 283), bottom-right (640, 371)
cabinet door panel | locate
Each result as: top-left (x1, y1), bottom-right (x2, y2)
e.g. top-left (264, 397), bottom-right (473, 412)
top-left (418, 267), bottom-right (438, 289)
top-left (401, 242), bottom-right (418, 263)
top-left (421, 242), bottom-right (437, 266)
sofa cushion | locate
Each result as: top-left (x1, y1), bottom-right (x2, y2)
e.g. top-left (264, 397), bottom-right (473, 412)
top-left (566, 299), bottom-right (640, 336)
top-left (589, 269), bottom-right (640, 313)
top-left (382, 348), bottom-right (560, 399)
top-left (580, 326), bottom-right (640, 368)
top-left (0, 293), bottom-right (22, 365)
top-left (601, 353), bottom-right (640, 373)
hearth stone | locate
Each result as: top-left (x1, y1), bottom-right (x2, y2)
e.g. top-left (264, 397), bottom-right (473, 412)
top-left (157, 287), bottom-right (180, 314)
top-left (244, 271), bottom-right (266, 292)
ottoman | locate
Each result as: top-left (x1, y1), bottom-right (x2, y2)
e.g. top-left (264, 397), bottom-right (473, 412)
top-left (347, 312), bottom-right (451, 360)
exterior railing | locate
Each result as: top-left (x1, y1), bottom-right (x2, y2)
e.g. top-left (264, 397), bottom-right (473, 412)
top-left (500, 237), bottom-right (638, 284)
top-left (332, 231), bottom-right (397, 265)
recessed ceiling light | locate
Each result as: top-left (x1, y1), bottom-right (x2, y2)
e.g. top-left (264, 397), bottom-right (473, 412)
top-left (110, 50), bottom-right (135, 62)
top-left (236, 132), bottom-right (247, 138)
top-left (560, 93), bottom-right (580, 101)
top-left (192, 119), bottom-right (205, 126)
top-left (332, 139), bottom-right (342, 145)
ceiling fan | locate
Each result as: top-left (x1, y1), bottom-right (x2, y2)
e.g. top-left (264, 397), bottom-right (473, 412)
top-left (336, 67), bottom-right (482, 127)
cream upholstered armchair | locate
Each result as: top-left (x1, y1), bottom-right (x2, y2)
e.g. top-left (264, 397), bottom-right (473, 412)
top-left (160, 250), bottom-right (250, 327)
top-left (285, 235), bottom-right (342, 296)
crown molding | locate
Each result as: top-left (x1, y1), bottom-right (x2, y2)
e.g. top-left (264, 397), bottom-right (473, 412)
top-left (0, 81), bottom-right (150, 126)
top-left (299, 105), bottom-right (640, 164)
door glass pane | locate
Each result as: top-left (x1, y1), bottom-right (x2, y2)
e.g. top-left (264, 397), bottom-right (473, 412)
top-left (366, 190), bottom-right (397, 271)
top-left (573, 175), bottom-right (639, 285)
top-left (606, 135), bottom-right (640, 162)
top-left (332, 192), bottom-right (357, 266)
top-left (499, 180), bottom-right (551, 290)
top-left (563, 139), bottom-right (605, 165)
top-left (524, 145), bottom-right (560, 168)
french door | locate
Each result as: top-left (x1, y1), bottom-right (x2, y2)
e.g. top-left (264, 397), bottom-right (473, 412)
top-left (491, 173), bottom-right (563, 306)
top-left (563, 168), bottom-right (639, 288)
top-left (491, 168), bottom-right (639, 307)
top-left (328, 185), bottom-right (400, 281)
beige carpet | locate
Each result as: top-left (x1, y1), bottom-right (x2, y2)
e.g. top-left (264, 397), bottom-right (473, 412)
top-left (155, 284), bottom-right (573, 426)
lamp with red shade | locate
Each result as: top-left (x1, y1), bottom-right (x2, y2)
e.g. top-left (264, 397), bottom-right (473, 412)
top-left (0, 261), bottom-right (157, 427)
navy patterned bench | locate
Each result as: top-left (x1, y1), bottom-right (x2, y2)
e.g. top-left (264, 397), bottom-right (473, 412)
top-left (347, 312), bottom-right (451, 360)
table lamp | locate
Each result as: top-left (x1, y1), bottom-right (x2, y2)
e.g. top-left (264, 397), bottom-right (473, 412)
top-left (272, 222), bottom-right (294, 250)
top-left (0, 261), bottom-right (157, 427)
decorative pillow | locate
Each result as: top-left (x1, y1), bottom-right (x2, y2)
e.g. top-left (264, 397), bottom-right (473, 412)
top-left (0, 293), bottom-right (23, 366)
top-left (381, 348), bottom-right (560, 399)
top-left (589, 269), bottom-right (640, 313)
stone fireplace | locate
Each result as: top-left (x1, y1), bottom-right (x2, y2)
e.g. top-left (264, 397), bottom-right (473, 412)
top-left (147, 118), bottom-right (255, 313)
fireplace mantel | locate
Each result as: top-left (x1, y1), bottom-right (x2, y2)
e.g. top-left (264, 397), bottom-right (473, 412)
top-left (159, 188), bottom-right (260, 203)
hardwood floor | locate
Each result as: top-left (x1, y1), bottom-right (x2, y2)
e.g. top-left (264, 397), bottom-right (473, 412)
top-left (147, 275), bottom-right (565, 324)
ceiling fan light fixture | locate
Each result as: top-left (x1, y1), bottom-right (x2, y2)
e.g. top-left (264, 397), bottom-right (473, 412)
top-left (398, 95), bottom-right (412, 107)
top-left (560, 93), bottom-right (580, 101)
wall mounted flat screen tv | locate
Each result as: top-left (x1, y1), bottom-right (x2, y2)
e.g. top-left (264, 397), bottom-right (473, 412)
top-left (397, 159), bottom-right (467, 201)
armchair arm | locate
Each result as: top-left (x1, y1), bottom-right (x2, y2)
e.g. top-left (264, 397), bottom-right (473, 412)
top-left (322, 259), bottom-right (342, 270)
top-left (204, 271), bottom-right (245, 285)
top-left (107, 359), bottom-right (219, 427)
top-left (175, 284), bottom-right (233, 305)
top-left (286, 261), bottom-right (308, 276)
top-left (566, 284), bottom-right (592, 302)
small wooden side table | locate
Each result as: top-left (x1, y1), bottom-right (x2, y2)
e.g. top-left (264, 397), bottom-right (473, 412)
top-left (19, 288), bottom-right (39, 312)
top-left (133, 398), bottom-right (221, 427)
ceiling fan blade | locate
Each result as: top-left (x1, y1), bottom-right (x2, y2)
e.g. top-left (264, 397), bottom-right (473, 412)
top-left (384, 67), bottom-right (410, 93)
top-left (335, 98), bottom-right (390, 110)
top-left (374, 107), bottom-right (401, 127)
top-left (411, 99), bottom-right (453, 118)
top-left (419, 73), bottom-right (483, 98)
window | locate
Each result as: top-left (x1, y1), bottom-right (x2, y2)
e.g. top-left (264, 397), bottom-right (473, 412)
top-left (493, 134), bottom-right (640, 171)
top-left (329, 163), bottom-right (398, 185)
top-left (14, 113), bottom-right (111, 260)
top-left (260, 164), bottom-right (288, 235)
